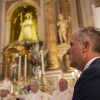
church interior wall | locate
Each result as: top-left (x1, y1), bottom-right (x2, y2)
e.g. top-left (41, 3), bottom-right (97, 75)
top-left (92, 4), bottom-right (100, 28)
top-left (0, 0), bottom-right (42, 80)
top-left (0, 0), bottom-right (99, 53)
top-left (95, 0), bottom-right (100, 7)
top-left (0, 0), bottom-right (96, 71)
top-left (80, 0), bottom-right (94, 27)
top-left (68, 0), bottom-right (79, 33)
top-left (0, 0), bottom-right (99, 92)
top-left (0, 3), bottom-right (2, 51)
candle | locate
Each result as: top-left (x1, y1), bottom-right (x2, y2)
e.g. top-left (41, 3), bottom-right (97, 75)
top-left (24, 55), bottom-right (27, 77)
top-left (40, 51), bottom-right (45, 74)
top-left (11, 84), bottom-right (13, 93)
top-left (18, 56), bottom-right (21, 78)
top-left (39, 69), bottom-right (42, 80)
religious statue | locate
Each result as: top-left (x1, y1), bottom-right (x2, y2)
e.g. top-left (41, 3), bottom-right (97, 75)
top-left (10, 58), bottom-right (18, 81)
top-left (18, 13), bottom-right (38, 42)
top-left (57, 14), bottom-right (71, 43)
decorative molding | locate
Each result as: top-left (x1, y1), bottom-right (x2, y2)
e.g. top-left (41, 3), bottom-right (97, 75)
top-left (6, 0), bottom-right (40, 21)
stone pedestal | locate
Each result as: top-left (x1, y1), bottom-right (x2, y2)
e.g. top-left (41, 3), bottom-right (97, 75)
top-left (57, 43), bottom-right (74, 71)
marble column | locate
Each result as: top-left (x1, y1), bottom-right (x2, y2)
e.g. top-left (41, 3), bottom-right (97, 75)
top-left (59, 0), bottom-right (69, 18)
top-left (69, 0), bottom-right (79, 33)
top-left (92, 5), bottom-right (100, 28)
top-left (80, 0), bottom-right (94, 27)
top-left (44, 0), bottom-right (59, 69)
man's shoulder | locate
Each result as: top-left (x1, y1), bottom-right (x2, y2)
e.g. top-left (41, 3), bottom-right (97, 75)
top-left (38, 90), bottom-right (48, 96)
top-left (25, 92), bottom-right (33, 96)
top-left (66, 87), bottom-right (74, 93)
top-left (52, 89), bottom-right (59, 95)
top-left (25, 92), bottom-right (33, 100)
top-left (38, 90), bottom-right (50, 99)
top-left (38, 90), bottom-right (44, 94)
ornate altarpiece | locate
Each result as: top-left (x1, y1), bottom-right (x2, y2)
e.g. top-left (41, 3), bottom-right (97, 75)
top-left (2, 0), bottom-right (40, 80)
top-left (0, 1), bottom-right (77, 93)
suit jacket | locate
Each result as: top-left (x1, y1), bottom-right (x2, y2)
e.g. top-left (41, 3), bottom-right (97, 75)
top-left (25, 90), bottom-right (49, 100)
top-left (72, 58), bottom-right (100, 100)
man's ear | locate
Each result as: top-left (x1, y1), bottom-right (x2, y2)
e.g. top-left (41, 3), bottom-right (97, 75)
top-left (82, 41), bottom-right (89, 53)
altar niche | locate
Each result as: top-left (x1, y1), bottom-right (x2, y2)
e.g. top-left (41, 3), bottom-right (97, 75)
top-left (10, 5), bottom-right (38, 43)
top-left (2, 40), bottom-right (45, 81)
top-left (2, 43), bottom-right (31, 81)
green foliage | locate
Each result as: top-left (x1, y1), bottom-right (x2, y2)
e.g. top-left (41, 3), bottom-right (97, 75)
top-left (40, 83), bottom-right (46, 92)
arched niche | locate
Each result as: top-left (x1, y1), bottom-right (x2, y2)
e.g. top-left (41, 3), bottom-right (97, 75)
top-left (5, 0), bottom-right (41, 44)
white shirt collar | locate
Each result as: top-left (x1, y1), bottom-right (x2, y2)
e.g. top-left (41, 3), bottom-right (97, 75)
top-left (84, 57), bottom-right (100, 71)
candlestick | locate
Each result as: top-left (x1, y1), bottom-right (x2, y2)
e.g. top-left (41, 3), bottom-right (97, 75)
top-left (18, 56), bottom-right (21, 78)
top-left (40, 51), bottom-right (45, 74)
top-left (24, 55), bottom-right (27, 77)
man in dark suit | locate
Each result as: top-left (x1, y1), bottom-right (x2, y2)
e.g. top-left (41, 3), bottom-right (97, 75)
top-left (67, 26), bottom-right (100, 100)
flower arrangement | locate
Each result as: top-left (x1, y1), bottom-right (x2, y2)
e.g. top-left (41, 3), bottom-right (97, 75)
top-left (31, 41), bottom-right (44, 66)
top-left (23, 83), bottom-right (31, 93)
top-left (23, 41), bottom-right (44, 66)
top-left (31, 58), bottom-right (41, 66)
